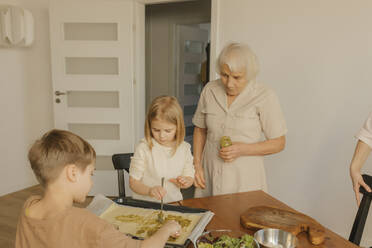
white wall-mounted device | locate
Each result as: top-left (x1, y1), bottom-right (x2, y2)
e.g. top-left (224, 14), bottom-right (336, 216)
top-left (0, 5), bottom-right (34, 47)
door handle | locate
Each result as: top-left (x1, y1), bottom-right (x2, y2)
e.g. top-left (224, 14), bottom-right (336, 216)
top-left (55, 90), bottom-right (67, 96)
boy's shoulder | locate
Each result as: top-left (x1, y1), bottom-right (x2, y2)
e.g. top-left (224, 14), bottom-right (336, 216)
top-left (19, 196), bottom-right (110, 235)
top-left (68, 206), bottom-right (106, 225)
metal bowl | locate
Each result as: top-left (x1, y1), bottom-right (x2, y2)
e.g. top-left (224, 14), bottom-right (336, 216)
top-left (196, 229), bottom-right (260, 248)
top-left (254, 229), bottom-right (298, 248)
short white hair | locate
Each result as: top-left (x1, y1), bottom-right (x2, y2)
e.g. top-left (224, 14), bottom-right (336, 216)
top-left (217, 43), bottom-right (259, 80)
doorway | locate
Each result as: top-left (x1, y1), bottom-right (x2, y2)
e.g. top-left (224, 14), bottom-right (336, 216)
top-left (145, 0), bottom-right (211, 198)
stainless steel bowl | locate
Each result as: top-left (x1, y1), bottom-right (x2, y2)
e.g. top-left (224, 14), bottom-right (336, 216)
top-left (196, 229), bottom-right (260, 248)
top-left (254, 229), bottom-right (298, 248)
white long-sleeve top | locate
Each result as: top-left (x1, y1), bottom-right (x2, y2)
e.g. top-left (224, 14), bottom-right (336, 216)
top-left (129, 138), bottom-right (195, 203)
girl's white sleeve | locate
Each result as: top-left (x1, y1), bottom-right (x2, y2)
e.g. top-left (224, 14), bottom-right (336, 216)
top-left (129, 143), bottom-right (148, 180)
top-left (181, 143), bottom-right (195, 178)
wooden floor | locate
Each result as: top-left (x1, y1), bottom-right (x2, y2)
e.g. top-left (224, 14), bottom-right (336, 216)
top-left (0, 185), bottom-right (92, 248)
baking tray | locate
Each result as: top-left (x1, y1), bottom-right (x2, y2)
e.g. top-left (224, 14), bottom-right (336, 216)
top-left (114, 197), bottom-right (208, 248)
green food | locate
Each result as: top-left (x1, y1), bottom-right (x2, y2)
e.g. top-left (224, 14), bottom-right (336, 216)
top-left (220, 136), bottom-right (232, 148)
top-left (198, 243), bottom-right (214, 248)
top-left (198, 234), bottom-right (256, 248)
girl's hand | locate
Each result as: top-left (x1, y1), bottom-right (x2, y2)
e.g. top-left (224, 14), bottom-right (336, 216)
top-left (194, 164), bottom-right (206, 189)
top-left (169, 176), bottom-right (193, 189)
top-left (219, 142), bottom-right (245, 162)
top-left (350, 169), bottom-right (372, 206)
top-left (149, 186), bottom-right (166, 200)
top-left (161, 220), bottom-right (181, 238)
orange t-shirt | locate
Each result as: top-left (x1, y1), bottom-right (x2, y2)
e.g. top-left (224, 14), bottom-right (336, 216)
top-left (15, 195), bottom-right (141, 248)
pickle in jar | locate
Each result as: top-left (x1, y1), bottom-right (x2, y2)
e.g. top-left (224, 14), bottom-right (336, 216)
top-left (220, 136), bottom-right (232, 148)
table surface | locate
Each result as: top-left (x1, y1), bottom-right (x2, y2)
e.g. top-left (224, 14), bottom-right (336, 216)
top-left (0, 186), bottom-right (358, 248)
top-left (180, 190), bottom-right (358, 248)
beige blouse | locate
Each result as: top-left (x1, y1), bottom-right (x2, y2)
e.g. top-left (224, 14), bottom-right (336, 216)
top-left (192, 79), bottom-right (287, 197)
top-left (129, 138), bottom-right (195, 203)
top-left (356, 112), bottom-right (372, 148)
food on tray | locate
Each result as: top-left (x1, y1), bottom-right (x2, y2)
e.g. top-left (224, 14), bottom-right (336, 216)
top-left (198, 233), bottom-right (256, 248)
top-left (220, 136), bottom-right (232, 148)
top-left (100, 204), bottom-right (202, 245)
top-left (114, 211), bottom-right (192, 240)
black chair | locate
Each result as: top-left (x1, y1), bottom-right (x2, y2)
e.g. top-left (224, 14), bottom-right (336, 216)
top-left (349, 174), bottom-right (372, 246)
top-left (112, 153), bottom-right (133, 203)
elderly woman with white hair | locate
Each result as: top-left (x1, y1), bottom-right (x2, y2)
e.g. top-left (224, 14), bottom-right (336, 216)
top-left (192, 43), bottom-right (287, 197)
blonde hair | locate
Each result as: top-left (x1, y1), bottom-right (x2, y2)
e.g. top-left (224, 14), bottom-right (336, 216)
top-left (217, 42), bottom-right (259, 81)
top-left (28, 129), bottom-right (96, 187)
top-left (145, 96), bottom-right (185, 152)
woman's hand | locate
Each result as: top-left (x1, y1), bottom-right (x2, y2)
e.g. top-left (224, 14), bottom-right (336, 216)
top-left (349, 140), bottom-right (372, 206)
top-left (219, 142), bottom-right (245, 162)
top-left (169, 176), bottom-right (193, 189)
top-left (194, 164), bottom-right (206, 189)
top-left (149, 186), bottom-right (167, 200)
top-left (350, 169), bottom-right (371, 206)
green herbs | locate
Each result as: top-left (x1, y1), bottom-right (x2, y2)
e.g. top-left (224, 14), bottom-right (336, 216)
top-left (198, 234), bottom-right (256, 248)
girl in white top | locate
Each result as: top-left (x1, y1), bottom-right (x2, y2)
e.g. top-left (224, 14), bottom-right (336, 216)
top-left (129, 96), bottom-right (195, 203)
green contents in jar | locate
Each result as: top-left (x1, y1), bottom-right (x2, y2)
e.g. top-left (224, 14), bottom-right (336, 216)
top-left (220, 136), bottom-right (232, 148)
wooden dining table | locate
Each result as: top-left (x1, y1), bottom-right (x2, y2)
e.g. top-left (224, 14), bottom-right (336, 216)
top-left (179, 190), bottom-right (358, 248)
top-left (0, 185), bottom-right (358, 248)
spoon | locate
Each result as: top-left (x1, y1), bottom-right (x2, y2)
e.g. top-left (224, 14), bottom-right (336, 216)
top-left (157, 177), bottom-right (165, 223)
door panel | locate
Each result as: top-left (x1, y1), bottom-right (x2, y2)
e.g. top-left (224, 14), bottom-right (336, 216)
top-left (176, 25), bottom-right (209, 144)
top-left (50, 0), bottom-right (134, 196)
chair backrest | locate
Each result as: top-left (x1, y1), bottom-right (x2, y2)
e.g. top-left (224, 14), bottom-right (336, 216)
top-left (112, 153), bottom-right (133, 173)
top-left (349, 174), bottom-right (372, 246)
top-left (112, 153), bottom-right (133, 200)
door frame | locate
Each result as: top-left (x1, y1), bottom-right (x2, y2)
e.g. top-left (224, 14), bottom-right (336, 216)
top-left (136, 0), bottom-right (219, 105)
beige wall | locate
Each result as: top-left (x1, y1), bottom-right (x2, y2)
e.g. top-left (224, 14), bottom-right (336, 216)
top-left (0, 0), bottom-right (53, 196)
top-left (145, 0), bottom-right (211, 107)
top-left (214, 0), bottom-right (372, 245)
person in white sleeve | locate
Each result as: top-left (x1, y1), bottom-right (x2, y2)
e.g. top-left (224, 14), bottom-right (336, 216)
top-left (349, 112), bottom-right (372, 206)
top-left (129, 96), bottom-right (195, 203)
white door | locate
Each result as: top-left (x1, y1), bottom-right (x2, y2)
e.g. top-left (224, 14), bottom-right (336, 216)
top-left (50, 0), bottom-right (135, 196)
top-left (176, 25), bottom-right (209, 144)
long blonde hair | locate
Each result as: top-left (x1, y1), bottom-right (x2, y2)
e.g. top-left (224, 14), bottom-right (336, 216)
top-left (145, 96), bottom-right (185, 152)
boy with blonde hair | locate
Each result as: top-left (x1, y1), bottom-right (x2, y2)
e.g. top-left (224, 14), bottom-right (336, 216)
top-left (16, 129), bottom-right (180, 248)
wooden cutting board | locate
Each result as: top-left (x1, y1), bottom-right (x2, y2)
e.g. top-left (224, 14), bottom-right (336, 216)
top-left (240, 206), bottom-right (325, 245)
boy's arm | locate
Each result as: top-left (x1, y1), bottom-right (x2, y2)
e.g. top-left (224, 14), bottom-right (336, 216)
top-left (140, 221), bottom-right (181, 248)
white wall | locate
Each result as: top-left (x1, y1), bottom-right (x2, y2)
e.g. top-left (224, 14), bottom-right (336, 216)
top-left (0, 0), bottom-right (53, 196)
top-left (214, 0), bottom-right (372, 245)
